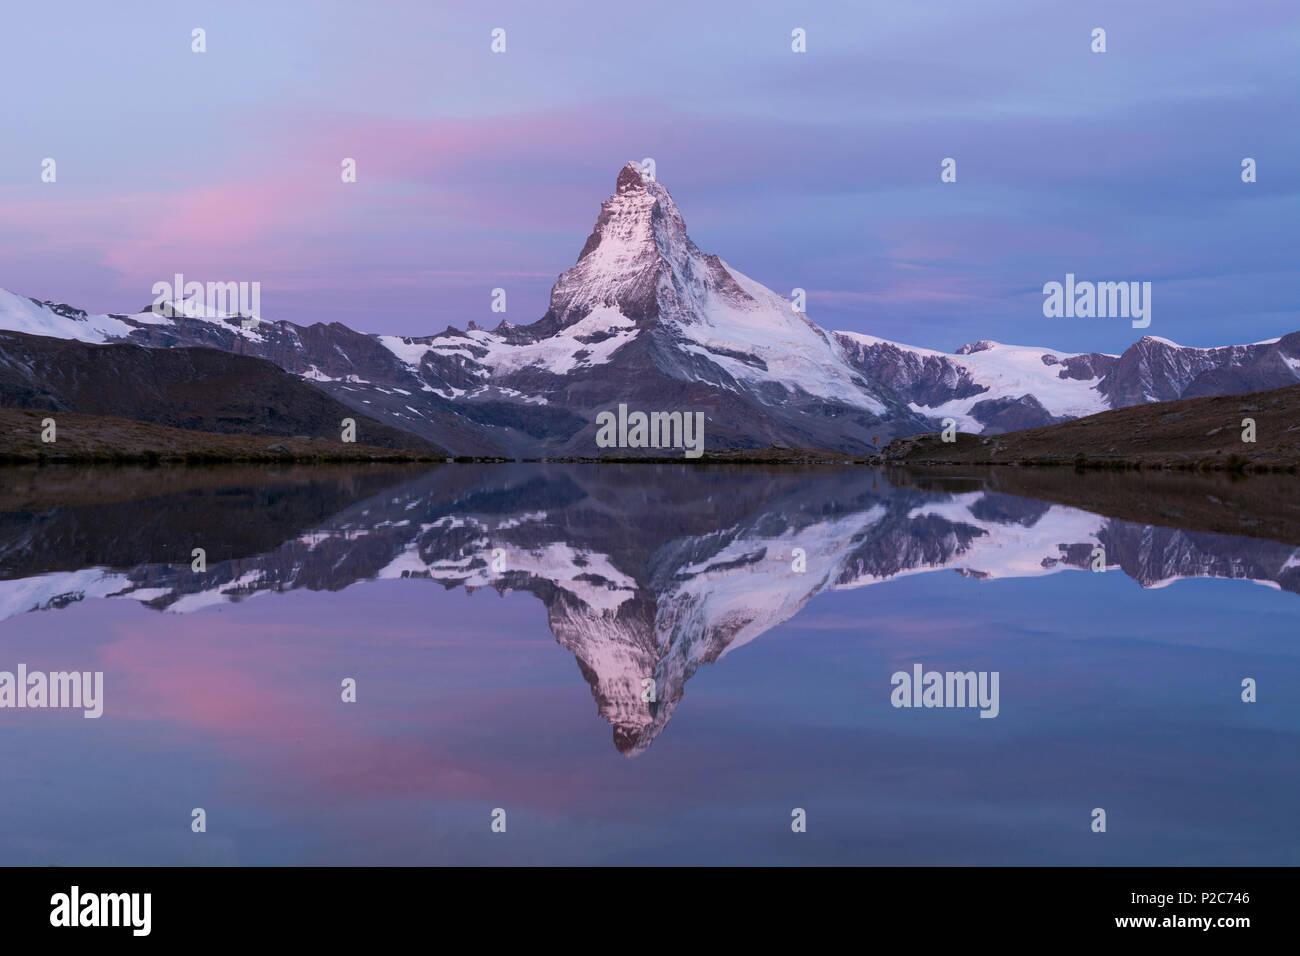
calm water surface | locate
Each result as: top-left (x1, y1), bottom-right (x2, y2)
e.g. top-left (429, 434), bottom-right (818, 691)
top-left (0, 463), bottom-right (1296, 865)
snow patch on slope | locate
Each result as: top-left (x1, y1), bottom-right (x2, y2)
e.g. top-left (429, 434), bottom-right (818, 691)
top-left (669, 262), bottom-right (887, 413)
top-left (839, 331), bottom-right (1112, 429)
top-left (0, 290), bottom-right (135, 343)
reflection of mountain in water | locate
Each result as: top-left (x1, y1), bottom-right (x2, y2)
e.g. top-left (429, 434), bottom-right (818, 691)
top-left (1, 464), bottom-right (1297, 754)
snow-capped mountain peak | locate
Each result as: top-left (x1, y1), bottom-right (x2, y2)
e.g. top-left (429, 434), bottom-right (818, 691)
top-left (1, 163), bottom-right (1296, 455)
top-left (540, 161), bottom-right (752, 333)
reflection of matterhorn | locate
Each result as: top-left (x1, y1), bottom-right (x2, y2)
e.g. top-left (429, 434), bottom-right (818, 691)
top-left (0, 465), bottom-right (1296, 754)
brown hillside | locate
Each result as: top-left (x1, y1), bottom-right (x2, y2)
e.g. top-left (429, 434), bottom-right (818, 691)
top-left (884, 385), bottom-right (1300, 471)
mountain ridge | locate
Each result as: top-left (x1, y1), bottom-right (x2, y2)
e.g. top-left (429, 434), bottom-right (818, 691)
top-left (0, 329), bottom-right (448, 455)
top-left (2, 163), bottom-right (1297, 455)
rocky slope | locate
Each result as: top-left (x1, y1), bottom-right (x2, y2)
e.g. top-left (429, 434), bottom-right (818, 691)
top-left (0, 330), bottom-right (446, 455)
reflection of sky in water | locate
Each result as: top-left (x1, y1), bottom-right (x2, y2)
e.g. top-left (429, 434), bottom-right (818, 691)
top-left (2, 560), bottom-right (1296, 865)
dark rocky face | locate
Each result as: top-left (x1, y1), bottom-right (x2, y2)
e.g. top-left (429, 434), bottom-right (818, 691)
top-left (0, 330), bottom-right (445, 453)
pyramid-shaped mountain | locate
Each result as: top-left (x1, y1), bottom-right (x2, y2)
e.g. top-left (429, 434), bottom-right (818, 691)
top-left (2, 162), bottom-right (1297, 455)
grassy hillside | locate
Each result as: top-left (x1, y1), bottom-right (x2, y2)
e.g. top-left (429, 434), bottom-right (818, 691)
top-left (883, 384), bottom-right (1300, 471)
top-left (0, 407), bottom-right (445, 463)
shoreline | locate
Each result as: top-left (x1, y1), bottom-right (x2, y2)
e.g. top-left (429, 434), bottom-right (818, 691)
top-left (3, 451), bottom-right (1297, 470)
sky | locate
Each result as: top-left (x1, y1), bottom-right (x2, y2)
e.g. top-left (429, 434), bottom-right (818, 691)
top-left (1, 0), bottom-right (1297, 354)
